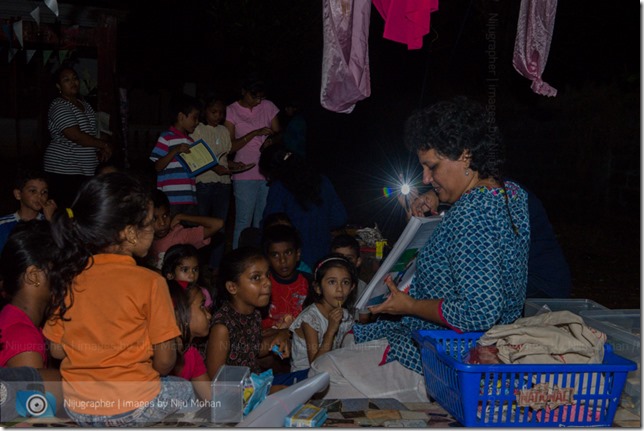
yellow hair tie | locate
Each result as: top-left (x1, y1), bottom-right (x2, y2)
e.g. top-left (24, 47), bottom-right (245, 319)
top-left (66, 208), bottom-right (74, 219)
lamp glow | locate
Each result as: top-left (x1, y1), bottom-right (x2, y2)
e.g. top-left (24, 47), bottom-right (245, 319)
top-left (401, 183), bottom-right (411, 195)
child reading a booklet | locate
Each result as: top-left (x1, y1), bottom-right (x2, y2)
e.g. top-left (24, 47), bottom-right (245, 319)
top-left (149, 94), bottom-right (202, 214)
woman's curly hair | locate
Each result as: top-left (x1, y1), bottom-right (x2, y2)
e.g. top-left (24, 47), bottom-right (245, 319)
top-left (404, 96), bottom-right (505, 181)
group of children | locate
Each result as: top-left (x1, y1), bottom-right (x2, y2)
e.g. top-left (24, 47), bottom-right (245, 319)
top-left (0, 166), bottom-right (369, 425)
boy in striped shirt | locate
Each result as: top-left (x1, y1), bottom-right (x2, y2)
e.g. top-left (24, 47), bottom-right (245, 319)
top-left (150, 95), bottom-right (202, 215)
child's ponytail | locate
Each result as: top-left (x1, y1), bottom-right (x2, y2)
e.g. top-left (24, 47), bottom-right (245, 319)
top-left (49, 172), bottom-right (153, 322)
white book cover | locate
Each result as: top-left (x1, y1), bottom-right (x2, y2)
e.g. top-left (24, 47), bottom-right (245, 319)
top-left (355, 215), bottom-right (442, 310)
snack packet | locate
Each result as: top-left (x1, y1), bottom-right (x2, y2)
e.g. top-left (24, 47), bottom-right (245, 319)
top-left (243, 369), bottom-right (274, 416)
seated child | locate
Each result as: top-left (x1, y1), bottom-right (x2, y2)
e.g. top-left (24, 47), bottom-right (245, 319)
top-left (167, 280), bottom-right (212, 401)
top-left (205, 247), bottom-right (290, 379)
top-left (330, 234), bottom-right (368, 300)
top-left (260, 224), bottom-right (310, 330)
top-left (0, 170), bottom-right (57, 254)
top-left (0, 220), bottom-right (59, 369)
top-left (289, 255), bottom-right (356, 373)
top-left (43, 172), bottom-right (196, 426)
top-left (162, 244), bottom-right (213, 309)
top-left (149, 189), bottom-right (224, 270)
top-left (263, 212), bottom-right (312, 274)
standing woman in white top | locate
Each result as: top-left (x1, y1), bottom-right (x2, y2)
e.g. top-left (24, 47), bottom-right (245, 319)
top-left (43, 66), bottom-right (112, 207)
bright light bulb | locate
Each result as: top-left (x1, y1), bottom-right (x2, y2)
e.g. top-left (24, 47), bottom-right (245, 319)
top-left (401, 183), bottom-right (411, 195)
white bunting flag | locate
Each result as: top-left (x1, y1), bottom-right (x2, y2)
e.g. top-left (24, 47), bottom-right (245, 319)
top-left (8, 48), bottom-right (18, 63)
top-left (26, 49), bottom-right (36, 63)
top-left (13, 20), bottom-right (23, 48)
top-left (44, 0), bottom-right (59, 17)
top-left (31, 6), bottom-right (41, 25)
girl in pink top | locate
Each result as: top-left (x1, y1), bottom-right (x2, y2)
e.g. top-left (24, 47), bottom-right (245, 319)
top-left (0, 220), bottom-right (58, 369)
top-left (168, 280), bottom-right (212, 401)
top-left (225, 74), bottom-right (280, 248)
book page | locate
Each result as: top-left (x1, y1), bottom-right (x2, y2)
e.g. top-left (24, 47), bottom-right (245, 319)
top-left (355, 216), bottom-right (442, 310)
top-left (178, 140), bottom-right (218, 174)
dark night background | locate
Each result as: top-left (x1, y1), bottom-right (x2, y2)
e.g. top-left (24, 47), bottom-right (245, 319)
top-left (1, 0), bottom-right (641, 308)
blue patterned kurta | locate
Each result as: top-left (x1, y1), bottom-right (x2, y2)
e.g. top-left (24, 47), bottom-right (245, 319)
top-left (354, 181), bottom-right (530, 374)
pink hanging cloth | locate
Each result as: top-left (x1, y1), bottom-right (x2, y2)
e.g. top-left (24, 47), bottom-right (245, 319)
top-left (320, 0), bottom-right (372, 114)
top-left (512, 0), bottom-right (558, 97)
top-left (372, 0), bottom-right (439, 50)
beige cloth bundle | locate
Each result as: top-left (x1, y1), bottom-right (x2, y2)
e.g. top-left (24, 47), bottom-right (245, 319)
top-left (477, 310), bottom-right (607, 365)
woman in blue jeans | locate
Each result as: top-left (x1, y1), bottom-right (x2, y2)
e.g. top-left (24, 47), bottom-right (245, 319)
top-left (225, 75), bottom-right (280, 249)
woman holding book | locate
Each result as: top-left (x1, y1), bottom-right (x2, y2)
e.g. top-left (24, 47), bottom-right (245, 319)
top-left (309, 96), bottom-right (531, 402)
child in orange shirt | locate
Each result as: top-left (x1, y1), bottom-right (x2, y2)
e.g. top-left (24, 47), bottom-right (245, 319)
top-left (43, 172), bottom-right (196, 426)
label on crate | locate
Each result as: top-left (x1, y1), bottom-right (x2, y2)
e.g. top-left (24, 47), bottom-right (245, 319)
top-left (515, 383), bottom-right (575, 409)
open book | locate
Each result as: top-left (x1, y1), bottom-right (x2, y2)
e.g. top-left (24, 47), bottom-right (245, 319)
top-left (355, 215), bottom-right (443, 310)
top-left (177, 139), bottom-right (219, 176)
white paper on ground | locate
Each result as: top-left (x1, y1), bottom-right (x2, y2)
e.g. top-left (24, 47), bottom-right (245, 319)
top-left (236, 372), bottom-right (330, 427)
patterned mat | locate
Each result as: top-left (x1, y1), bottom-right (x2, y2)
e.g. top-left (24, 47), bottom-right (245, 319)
top-left (3, 398), bottom-right (460, 428)
top-left (310, 398), bottom-right (460, 427)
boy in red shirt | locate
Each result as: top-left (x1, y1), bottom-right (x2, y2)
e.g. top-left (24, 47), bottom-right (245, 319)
top-left (260, 224), bottom-right (310, 330)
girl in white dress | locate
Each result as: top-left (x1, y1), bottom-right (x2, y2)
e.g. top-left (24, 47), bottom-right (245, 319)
top-left (289, 255), bottom-right (357, 372)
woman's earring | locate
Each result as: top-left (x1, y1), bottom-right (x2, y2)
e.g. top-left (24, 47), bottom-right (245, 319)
top-left (465, 168), bottom-right (470, 176)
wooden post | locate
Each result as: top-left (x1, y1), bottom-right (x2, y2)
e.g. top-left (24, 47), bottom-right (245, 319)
top-left (96, 14), bottom-right (117, 115)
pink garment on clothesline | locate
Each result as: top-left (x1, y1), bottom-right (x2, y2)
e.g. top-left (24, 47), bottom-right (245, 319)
top-left (372, 0), bottom-right (439, 50)
top-left (513, 0), bottom-right (558, 97)
top-left (320, 0), bottom-right (371, 114)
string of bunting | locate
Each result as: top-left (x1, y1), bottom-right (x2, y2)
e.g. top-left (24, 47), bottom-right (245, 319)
top-left (2, 0), bottom-right (64, 64)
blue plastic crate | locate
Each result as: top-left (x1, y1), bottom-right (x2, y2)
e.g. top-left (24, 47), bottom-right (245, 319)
top-left (413, 330), bottom-right (637, 427)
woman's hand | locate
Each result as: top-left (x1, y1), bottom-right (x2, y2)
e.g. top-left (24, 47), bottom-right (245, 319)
top-left (255, 127), bottom-right (274, 136)
top-left (368, 275), bottom-right (416, 316)
top-left (410, 190), bottom-right (440, 217)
